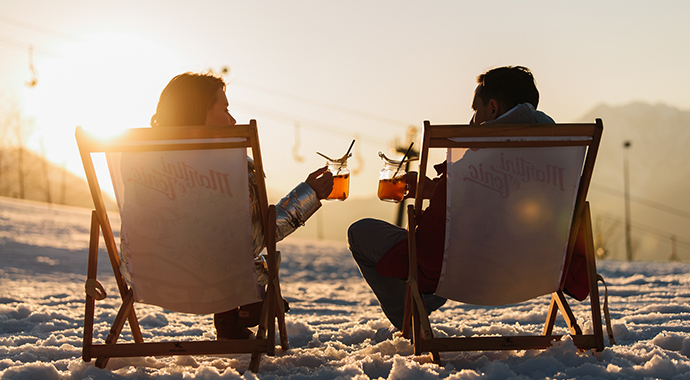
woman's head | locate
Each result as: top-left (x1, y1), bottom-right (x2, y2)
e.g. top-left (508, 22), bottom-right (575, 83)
top-left (151, 72), bottom-right (235, 127)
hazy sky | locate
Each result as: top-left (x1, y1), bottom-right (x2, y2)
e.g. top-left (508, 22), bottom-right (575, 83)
top-left (1, 0), bottom-right (689, 199)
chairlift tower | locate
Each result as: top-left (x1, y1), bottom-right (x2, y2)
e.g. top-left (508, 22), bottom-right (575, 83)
top-left (623, 141), bottom-right (632, 261)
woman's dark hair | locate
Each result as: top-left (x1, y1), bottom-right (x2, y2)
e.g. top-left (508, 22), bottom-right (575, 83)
top-left (476, 66), bottom-right (539, 111)
top-left (151, 72), bottom-right (226, 127)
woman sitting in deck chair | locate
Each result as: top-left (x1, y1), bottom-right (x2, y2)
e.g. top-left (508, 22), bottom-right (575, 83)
top-left (119, 71), bottom-right (334, 339)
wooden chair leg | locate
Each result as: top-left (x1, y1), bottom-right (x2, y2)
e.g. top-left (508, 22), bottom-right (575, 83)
top-left (248, 352), bottom-right (262, 373)
top-left (94, 354), bottom-right (110, 369)
top-left (402, 283), bottom-right (413, 339)
top-left (272, 278), bottom-right (288, 351)
top-left (95, 289), bottom-right (136, 368)
top-left (409, 281), bottom-right (433, 340)
top-left (106, 289), bottom-right (136, 344)
top-left (554, 291), bottom-right (582, 335)
top-left (249, 281), bottom-right (277, 373)
top-left (582, 202), bottom-right (605, 351)
top-left (543, 293), bottom-right (559, 336)
top-left (248, 317), bottom-right (265, 374)
top-left (408, 278), bottom-right (435, 358)
top-left (93, 205), bottom-right (143, 345)
top-left (430, 350), bottom-right (442, 365)
top-left (266, 284), bottom-right (276, 356)
top-left (249, 286), bottom-right (272, 372)
top-left (127, 309), bottom-right (143, 343)
top-left (83, 211), bottom-right (100, 362)
top-left (412, 304), bottom-right (423, 356)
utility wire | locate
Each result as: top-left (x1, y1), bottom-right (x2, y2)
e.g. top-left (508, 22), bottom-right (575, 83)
top-left (232, 79), bottom-right (412, 129)
top-left (229, 98), bottom-right (385, 145)
top-left (594, 211), bottom-right (690, 248)
top-left (0, 36), bottom-right (60, 57)
top-left (0, 15), bottom-right (84, 43)
top-left (590, 183), bottom-right (690, 221)
top-left (0, 15), bottom-right (84, 57)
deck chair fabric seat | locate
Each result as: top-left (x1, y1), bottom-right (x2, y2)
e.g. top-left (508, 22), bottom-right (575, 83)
top-left (109, 146), bottom-right (259, 314)
top-left (403, 119), bottom-right (611, 364)
top-left (437, 144), bottom-right (585, 305)
top-left (77, 120), bottom-right (288, 372)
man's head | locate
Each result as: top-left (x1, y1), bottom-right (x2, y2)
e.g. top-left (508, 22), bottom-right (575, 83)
top-left (471, 66), bottom-right (539, 125)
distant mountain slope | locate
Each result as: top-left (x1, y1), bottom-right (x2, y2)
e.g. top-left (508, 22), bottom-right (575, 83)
top-left (0, 148), bottom-right (117, 210)
top-left (579, 102), bottom-right (690, 199)
top-left (578, 102), bottom-right (690, 260)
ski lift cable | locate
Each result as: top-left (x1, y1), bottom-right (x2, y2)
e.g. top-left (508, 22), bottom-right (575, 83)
top-left (594, 211), bottom-right (690, 247)
top-left (232, 79), bottom-right (411, 129)
top-left (229, 98), bottom-right (386, 145)
top-left (0, 15), bottom-right (85, 43)
top-left (590, 183), bottom-right (690, 221)
top-left (0, 36), bottom-right (60, 57)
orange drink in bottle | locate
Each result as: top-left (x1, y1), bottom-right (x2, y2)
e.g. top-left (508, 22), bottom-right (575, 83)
top-left (327, 173), bottom-right (350, 200)
top-left (377, 177), bottom-right (406, 202)
top-left (377, 152), bottom-right (410, 203)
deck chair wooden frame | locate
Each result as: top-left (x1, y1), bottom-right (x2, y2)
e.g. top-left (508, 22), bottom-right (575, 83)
top-left (77, 120), bottom-right (288, 372)
top-left (402, 119), bottom-right (605, 364)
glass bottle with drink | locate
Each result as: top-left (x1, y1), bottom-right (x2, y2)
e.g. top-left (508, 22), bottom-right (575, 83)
top-left (326, 158), bottom-right (350, 201)
top-left (377, 152), bottom-right (409, 203)
top-left (317, 151), bottom-right (351, 201)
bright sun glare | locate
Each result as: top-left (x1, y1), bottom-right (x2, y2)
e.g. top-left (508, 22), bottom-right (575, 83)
top-left (21, 32), bottom-right (182, 183)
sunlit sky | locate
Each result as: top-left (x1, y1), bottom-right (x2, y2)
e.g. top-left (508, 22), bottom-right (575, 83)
top-left (2, 0), bottom-right (689, 199)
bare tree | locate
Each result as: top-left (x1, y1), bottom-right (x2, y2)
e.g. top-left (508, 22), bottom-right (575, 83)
top-left (0, 100), bottom-right (35, 199)
top-left (0, 98), bottom-right (10, 196)
top-left (39, 138), bottom-right (52, 204)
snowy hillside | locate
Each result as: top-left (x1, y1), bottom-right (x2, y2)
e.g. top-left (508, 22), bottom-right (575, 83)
top-left (1, 196), bottom-right (690, 379)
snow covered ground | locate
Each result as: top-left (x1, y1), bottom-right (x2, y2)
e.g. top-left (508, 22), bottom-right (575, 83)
top-left (1, 196), bottom-right (690, 379)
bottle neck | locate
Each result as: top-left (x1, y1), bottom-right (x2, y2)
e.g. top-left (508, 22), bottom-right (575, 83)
top-left (328, 161), bottom-right (348, 176)
top-left (383, 161), bottom-right (403, 171)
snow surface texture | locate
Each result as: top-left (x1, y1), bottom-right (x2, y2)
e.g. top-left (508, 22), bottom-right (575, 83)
top-left (1, 197), bottom-right (690, 379)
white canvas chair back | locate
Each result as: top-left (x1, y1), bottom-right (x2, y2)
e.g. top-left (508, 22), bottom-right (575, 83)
top-left (436, 144), bottom-right (586, 305)
top-left (107, 143), bottom-right (260, 314)
top-left (403, 120), bottom-right (607, 364)
top-left (77, 121), bottom-right (286, 372)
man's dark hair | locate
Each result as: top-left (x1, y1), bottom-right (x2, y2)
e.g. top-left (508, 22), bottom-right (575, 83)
top-left (476, 66), bottom-right (539, 111)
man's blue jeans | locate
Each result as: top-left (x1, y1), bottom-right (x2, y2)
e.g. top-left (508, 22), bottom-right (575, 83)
top-left (348, 218), bottom-right (447, 330)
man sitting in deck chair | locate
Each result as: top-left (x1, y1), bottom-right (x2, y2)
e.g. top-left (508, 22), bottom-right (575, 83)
top-left (120, 72), bottom-right (334, 340)
top-left (348, 66), bottom-right (557, 338)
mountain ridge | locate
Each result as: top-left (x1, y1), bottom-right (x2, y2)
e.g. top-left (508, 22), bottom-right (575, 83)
top-left (577, 102), bottom-right (690, 260)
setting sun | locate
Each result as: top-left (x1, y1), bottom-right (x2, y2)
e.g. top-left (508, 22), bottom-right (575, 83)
top-left (25, 32), bottom-right (180, 132)
top-left (18, 32), bottom-right (186, 194)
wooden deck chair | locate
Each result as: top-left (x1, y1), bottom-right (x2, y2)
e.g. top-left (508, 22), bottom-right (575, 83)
top-left (76, 120), bottom-right (288, 372)
top-left (402, 119), bottom-right (611, 364)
